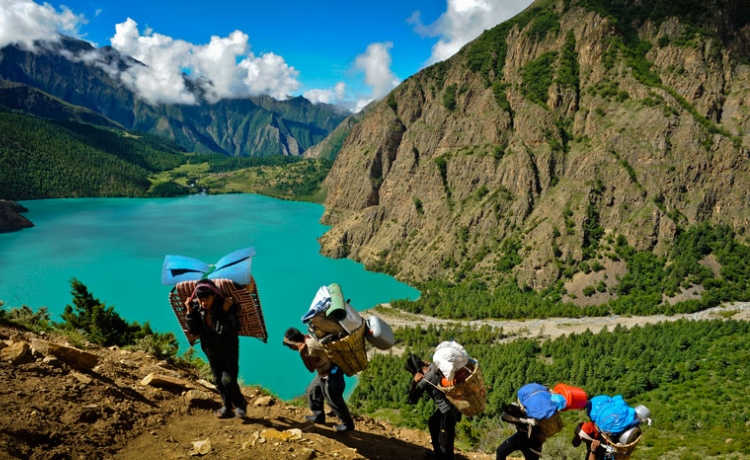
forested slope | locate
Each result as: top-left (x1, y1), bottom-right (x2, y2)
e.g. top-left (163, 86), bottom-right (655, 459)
top-left (0, 110), bottom-right (187, 199)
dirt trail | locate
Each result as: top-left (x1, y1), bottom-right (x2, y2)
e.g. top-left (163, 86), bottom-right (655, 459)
top-left (364, 302), bottom-right (750, 342)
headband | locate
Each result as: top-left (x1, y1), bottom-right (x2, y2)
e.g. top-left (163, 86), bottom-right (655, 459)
top-left (283, 336), bottom-right (301, 347)
top-left (193, 282), bottom-right (222, 298)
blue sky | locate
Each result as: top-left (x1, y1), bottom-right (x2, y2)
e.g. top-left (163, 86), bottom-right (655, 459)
top-left (1, 0), bottom-right (533, 111)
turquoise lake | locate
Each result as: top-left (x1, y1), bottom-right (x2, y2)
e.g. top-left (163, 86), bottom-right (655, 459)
top-left (0, 194), bottom-right (419, 399)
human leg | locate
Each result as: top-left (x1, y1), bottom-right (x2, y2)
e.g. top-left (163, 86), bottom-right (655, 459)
top-left (427, 409), bottom-right (442, 456)
top-left (209, 359), bottom-right (233, 415)
top-left (322, 370), bottom-right (354, 430)
top-left (306, 374), bottom-right (326, 423)
top-left (437, 409), bottom-right (457, 460)
top-left (219, 355), bottom-right (247, 415)
top-left (496, 431), bottom-right (542, 460)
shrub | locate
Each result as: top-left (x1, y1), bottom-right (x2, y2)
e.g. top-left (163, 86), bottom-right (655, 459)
top-left (443, 84), bottom-right (458, 111)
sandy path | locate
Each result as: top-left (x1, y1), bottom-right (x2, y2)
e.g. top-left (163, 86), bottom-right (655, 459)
top-left (362, 302), bottom-right (750, 343)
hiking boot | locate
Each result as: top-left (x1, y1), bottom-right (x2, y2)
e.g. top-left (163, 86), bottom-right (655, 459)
top-left (334, 423), bottom-right (353, 433)
top-left (304, 415), bottom-right (324, 424)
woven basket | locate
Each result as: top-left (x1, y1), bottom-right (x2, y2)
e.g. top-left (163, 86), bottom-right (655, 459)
top-left (536, 411), bottom-right (564, 437)
top-left (169, 278), bottom-right (268, 345)
top-left (438, 361), bottom-right (487, 417)
top-left (322, 324), bottom-right (368, 376)
top-left (601, 431), bottom-right (642, 459)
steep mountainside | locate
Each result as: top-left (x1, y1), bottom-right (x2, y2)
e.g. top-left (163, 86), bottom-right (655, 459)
top-left (0, 36), bottom-right (347, 156)
top-left (0, 81), bottom-right (123, 129)
top-left (319, 0), bottom-right (750, 291)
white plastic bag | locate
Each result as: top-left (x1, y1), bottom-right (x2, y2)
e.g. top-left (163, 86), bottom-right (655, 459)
top-left (432, 340), bottom-right (469, 381)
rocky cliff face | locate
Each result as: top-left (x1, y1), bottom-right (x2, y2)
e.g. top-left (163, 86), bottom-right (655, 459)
top-left (319, 0), bottom-right (750, 290)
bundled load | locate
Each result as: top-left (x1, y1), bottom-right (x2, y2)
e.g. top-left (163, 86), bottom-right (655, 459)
top-left (162, 247), bottom-right (268, 345)
top-left (302, 283), bottom-right (395, 376)
top-left (586, 395), bottom-right (652, 459)
top-left (552, 383), bottom-right (589, 411)
top-left (502, 383), bottom-right (566, 438)
top-left (433, 341), bottom-right (487, 417)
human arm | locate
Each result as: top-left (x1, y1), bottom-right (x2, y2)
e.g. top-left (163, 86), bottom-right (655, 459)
top-left (588, 440), bottom-right (601, 460)
top-left (184, 305), bottom-right (201, 335)
top-left (408, 364), bottom-right (441, 404)
top-left (407, 370), bottom-right (426, 404)
top-left (222, 296), bottom-right (234, 312)
top-left (299, 343), bottom-right (317, 373)
top-left (184, 294), bottom-right (196, 314)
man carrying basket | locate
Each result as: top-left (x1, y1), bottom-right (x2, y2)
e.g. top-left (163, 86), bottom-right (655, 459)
top-left (283, 327), bottom-right (355, 433)
top-left (405, 353), bottom-right (462, 460)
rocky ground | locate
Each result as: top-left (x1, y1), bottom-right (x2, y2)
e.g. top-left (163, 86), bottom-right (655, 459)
top-left (0, 321), bottom-right (496, 460)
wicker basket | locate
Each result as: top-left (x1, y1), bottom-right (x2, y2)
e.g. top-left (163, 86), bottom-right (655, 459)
top-left (169, 278), bottom-right (268, 345)
top-left (322, 324), bottom-right (368, 376)
top-left (536, 411), bottom-right (563, 437)
top-left (438, 361), bottom-right (487, 417)
top-left (601, 431), bottom-right (642, 459)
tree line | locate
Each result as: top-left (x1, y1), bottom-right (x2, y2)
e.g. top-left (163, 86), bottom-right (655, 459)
top-left (392, 223), bottom-right (750, 320)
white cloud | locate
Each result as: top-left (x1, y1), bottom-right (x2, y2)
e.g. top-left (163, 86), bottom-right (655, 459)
top-left (0, 0), bottom-right (85, 50)
top-left (302, 43), bottom-right (399, 114)
top-left (109, 18), bottom-right (300, 105)
top-left (411, 0), bottom-right (531, 65)
top-left (355, 42), bottom-right (400, 100)
top-left (304, 82), bottom-right (346, 105)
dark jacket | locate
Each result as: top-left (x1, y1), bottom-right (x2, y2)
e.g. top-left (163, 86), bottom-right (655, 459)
top-left (185, 302), bottom-right (240, 360)
top-left (408, 363), bottom-right (461, 416)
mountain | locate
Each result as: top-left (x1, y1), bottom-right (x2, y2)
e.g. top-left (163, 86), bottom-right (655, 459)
top-left (303, 106), bottom-right (372, 161)
top-left (0, 36), bottom-right (348, 156)
top-left (0, 80), bottom-right (123, 129)
top-left (318, 0), bottom-right (750, 294)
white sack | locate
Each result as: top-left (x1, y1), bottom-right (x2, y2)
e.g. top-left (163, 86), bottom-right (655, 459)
top-left (432, 340), bottom-right (469, 381)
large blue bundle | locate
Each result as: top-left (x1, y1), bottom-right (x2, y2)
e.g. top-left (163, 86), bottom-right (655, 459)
top-left (161, 247), bottom-right (255, 285)
top-left (588, 395), bottom-right (639, 434)
top-left (517, 383), bottom-right (558, 420)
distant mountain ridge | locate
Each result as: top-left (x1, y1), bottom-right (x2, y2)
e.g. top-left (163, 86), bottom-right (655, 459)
top-left (317, 0), bottom-right (750, 293)
top-left (0, 35), bottom-right (348, 156)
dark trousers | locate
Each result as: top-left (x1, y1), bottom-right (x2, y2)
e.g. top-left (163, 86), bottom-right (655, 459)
top-left (209, 355), bottom-right (246, 411)
top-left (496, 432), bottom-right (543, 460)
top-left (428, 408), bottom-right (458, 460)
top-left (307, 370), bottom-right (354, 428)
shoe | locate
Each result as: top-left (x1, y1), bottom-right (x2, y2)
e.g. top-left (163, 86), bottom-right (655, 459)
top-left (423, 451), bottom-right (436, 460)
top-left (214, 407), bottom-right (232, 419)
top-left (234, 407), bottom-right (246, 419)
top-left (334, 423), bottom-right (353, 432)
top-left (304, 415), bottom-right (324, 424)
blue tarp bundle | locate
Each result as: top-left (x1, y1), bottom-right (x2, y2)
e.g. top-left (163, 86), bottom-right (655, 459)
top-left (517, 383), bottom-right (558, 420)
top-left (161, 247), bottom-right (255, 285)
top-left (588, 395), bottom-right (639, 434)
